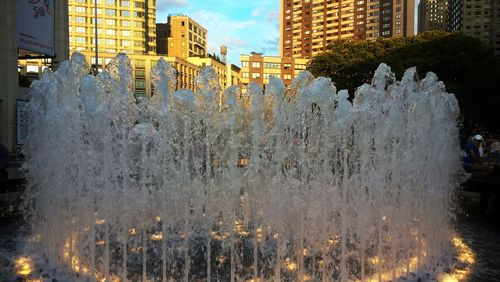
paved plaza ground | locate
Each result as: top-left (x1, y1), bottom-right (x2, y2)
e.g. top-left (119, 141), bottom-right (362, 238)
top-left (0, 215), bottom-right (499, 281)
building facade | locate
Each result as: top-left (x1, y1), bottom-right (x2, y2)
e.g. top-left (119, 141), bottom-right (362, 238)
top-left (418, 0), bottom-right (449, 33)
top-left (280, 0), bottom-right (415, 58)
top-left (68, 0), bottom-right (156, 57)
top-left (240, 54), bottom-right (309, 88)
top-left (156, 15), bottom-right (207, 58)
top-left (448, 0), bottom-right (500, 54)
top-left (18, 51), bottom-right (240, 97)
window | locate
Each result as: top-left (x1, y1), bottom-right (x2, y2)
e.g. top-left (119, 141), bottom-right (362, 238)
top-left (91, 18), bottom-right (102, 24)
top-left (122, 30), bottom-right (130, 36)
top-left (135, 70), bottom-right (146, 77)
top-left (252, 73), bottom-right (261, 78)
top-left (121, 0), bottom-right (130, 6)
top-left (76, 37), bottom-right (86, 43)
top-left (284, 63), bottom-right (291, 70)
top-left (264, 62), bottom-right (281, 69)
top-left (106, 29), bottom-right (116, 35)
top-left (121, 40), bottom-right (131, 46)
top-left (106, 9), bottom-right (116, 16)
top-left (135, 80), bottom-right (146, 89)
top-left (120, 10), bottom-right (130, 16)
top-left (122, 20), bottom-right (130, 26)
top-left (283, 74), bottom-right (292, 79)
top-left (75, 6), bottom-right (86, 13)
top-left (75, 26), bottom-right (86, 33)
top-left (76, 16), bottom-right (86, 23)
top-left (251, 62), bottom-right (261, 68)
top-left (106, 39), bottom-right (116, 45)
top-left (27, 65), bottom-right (38, 73)
top-left (106, 0), bottom-right (115, 5)
top-left (135, 60), bottom-right (146, 68)
top-left (105, 19), bottom-right (116, 25)
top-left (242, 72), bottom-right (249, 78)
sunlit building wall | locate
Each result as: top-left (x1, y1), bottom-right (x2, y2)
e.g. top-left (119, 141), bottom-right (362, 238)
top-left (68, 0), bottom-right (156, 58)
top-left (240, 54), bottom-right (308, 89)
top-left (280, 0), bottom-right (415, 59)
top-left (156, 15), bottom-right (207, 59)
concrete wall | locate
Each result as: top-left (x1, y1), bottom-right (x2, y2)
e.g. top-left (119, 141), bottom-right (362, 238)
top-left (0, 0), bottom-right (19, 153)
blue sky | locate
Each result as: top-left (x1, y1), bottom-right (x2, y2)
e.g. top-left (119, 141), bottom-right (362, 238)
top-left (156, 0), bottom-right (280, 66)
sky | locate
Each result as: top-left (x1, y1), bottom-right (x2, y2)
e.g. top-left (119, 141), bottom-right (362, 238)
top-left (156, 0), bottom-right (280, 66)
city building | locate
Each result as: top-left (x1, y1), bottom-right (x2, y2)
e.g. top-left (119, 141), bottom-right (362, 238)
top-left (1, 0), bottom-right (69, 154)
top-left (493, 0), bottom-right (500, 54)
top-left (280, 0), bottom-right (415, 59)
top-left (448, 0), bottom-right (463, 32)
top-left (66, 2), bottom-right (236, 95)
top-left (17, 51), bottom-right (240, 97)
top-left (156, 15), bottom-right (208, 58)
top-left (240, 53), bottom-right (309, 89)
top-left (68, 0), bottom-right (156, 57)
top-left (448, 0), bottom-right (500, 54)
top-left (65, 51), bottom-right (239, 95)
top-left (418, 0), bottom-right (449, 33)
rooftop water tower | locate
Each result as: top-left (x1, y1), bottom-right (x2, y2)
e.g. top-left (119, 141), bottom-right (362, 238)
top-left (220, 45), bottom-right (227, 64)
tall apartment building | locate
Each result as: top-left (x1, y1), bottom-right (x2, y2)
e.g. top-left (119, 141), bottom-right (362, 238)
top-left (240, 53), bottom-right (308, 88)
top-left (280, 0), bottom-right (415, 58)
top-left (156, 15), bottom-right (208, 58)
top-left (68, 0), bottom-right (156, 60)
top-left (493, 0), bottom-right (500, 54)
top-left (448, 0), bottom-right (500, 54)
top-left (418, 0), bottom-right (449, 33)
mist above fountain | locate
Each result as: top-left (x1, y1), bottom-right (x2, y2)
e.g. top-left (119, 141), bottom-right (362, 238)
top-left (22, 53), bottom-right (462, 281)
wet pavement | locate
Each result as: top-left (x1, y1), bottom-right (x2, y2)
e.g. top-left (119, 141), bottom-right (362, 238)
top-left (454, 218), bottom-right (500, 282)
top-left (0, 216), bottom-right (499, 281)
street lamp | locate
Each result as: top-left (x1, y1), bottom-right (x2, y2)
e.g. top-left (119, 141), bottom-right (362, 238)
top-left (94, 0), bottom-right (99, 75)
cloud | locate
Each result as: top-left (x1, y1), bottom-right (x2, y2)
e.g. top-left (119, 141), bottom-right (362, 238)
top-left (226, 37), bottom-right (248, 48)
top-left (156, 0), bottom-right (188, 11)
top-left (251, 6), bottom-right (265, 17)
top-left (266, 10), bottom-right (279, 22)
top-left (258, 37), bottom-right (279, 55)
top-left (191, 10), bottom-right (255, 56)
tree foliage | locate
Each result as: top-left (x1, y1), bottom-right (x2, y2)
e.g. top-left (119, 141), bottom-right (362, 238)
top-left (307, 31), bottom-right (500, 132)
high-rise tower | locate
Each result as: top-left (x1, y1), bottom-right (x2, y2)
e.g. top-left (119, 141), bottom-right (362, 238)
top-left (418, 0), bottom-right (448, 33)
top-left (68, 0), bottom-right (156, 57)
top-left (280, 0), bottom-right (415, 59)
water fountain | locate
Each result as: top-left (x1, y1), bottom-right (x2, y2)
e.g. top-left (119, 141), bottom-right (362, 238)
top-left (20, 52), bottom-right (463, 281)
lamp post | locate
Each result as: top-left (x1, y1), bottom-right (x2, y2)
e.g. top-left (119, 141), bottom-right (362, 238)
top-left (94, 0), bottom-right (99, 75)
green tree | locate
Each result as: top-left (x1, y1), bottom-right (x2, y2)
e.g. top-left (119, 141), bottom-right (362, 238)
top-left (307, 31), bottom-right (500, 132)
